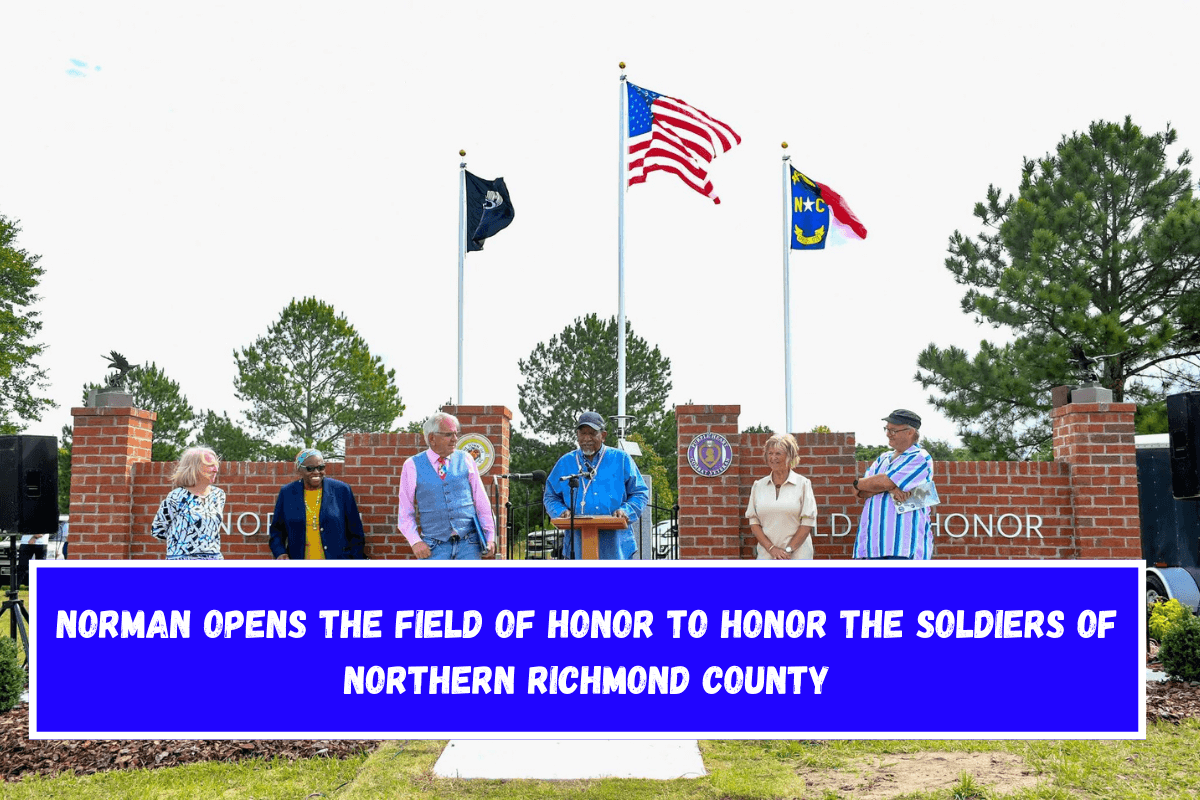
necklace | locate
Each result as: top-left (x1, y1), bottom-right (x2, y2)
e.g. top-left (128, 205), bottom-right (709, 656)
top-left (574, 447), bottom-right (606, 515)
top-left (305, 487), bottom-right (322, 536)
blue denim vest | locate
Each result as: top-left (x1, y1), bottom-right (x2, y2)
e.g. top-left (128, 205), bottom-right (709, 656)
top-left (414, 451), bottom-right (479, 543)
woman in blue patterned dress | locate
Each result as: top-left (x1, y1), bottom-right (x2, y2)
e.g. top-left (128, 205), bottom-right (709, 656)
top-left (151, 446), bottom-right (226, 560)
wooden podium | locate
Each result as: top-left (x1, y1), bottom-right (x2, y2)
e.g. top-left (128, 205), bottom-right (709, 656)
top-left (550, 515), bottom-right (627, 560)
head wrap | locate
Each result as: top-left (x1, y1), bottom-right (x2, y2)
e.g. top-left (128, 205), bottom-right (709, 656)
top-left (295, 448), bottom-right (323, 466)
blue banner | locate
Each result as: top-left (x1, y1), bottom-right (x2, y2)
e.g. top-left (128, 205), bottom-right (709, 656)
top-left (30, 561), bottom-right (1143, 738)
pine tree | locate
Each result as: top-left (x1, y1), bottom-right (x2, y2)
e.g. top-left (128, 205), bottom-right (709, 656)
top-left (917, 118), bottom-right (1200, 458)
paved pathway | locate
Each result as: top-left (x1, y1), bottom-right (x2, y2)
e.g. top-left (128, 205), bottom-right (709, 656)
top-left (433, 739), bottom-right (706, 780)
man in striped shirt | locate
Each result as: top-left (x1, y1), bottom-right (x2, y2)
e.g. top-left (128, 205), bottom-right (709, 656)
top-left (852, 409), bottom-right (934, 559)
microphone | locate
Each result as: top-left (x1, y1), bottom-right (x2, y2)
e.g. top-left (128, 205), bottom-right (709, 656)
top-left (499, 470), bottom-right (547, 484)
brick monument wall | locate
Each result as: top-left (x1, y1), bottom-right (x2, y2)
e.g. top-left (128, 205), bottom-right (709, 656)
top-left (676, 400), bottom-right (1139, 561)
top-left (71, 405), bottom-right (511, 560)
top-left (69, 397), bottom-right (1138, 563)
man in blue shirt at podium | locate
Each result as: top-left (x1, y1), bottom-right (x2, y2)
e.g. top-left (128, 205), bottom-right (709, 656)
top-left (543, 412), bottom-right (649, 559)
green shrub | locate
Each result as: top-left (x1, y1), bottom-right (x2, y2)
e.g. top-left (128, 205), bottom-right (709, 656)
top-left (1160, 613), bottom-right (1200, 683)
top-left (1149, 598), bottom-right (1192, 642)
top-left (0, 637), bottom-right (25, 712)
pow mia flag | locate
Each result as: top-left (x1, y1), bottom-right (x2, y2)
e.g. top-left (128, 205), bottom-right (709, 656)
top-left (464, 171), bottom-right (514, 251)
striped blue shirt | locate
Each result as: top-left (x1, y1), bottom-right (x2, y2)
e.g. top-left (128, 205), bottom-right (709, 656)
top-left (853, 445), bottom-right (934, 559)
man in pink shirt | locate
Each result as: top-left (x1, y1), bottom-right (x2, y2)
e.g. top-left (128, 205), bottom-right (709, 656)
top-left (397, 412), bottom-right (496, 559)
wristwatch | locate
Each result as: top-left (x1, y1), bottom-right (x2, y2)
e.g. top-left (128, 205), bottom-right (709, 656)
top-left (784, 545), bottom-right (794, 554)
top-left (853, 478), bottom-right (860, 490)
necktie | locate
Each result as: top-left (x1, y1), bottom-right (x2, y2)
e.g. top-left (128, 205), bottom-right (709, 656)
top-left (437, 457), bottom-right (447, 479)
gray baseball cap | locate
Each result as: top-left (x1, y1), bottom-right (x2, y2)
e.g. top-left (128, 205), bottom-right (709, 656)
top-left (576, 411), bottom-right (605, 431)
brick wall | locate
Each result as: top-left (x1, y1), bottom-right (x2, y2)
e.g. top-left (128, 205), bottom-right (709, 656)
top-left (921, 460), bottom-right (1075, 559)
top-left (70, 398), bottom-right (1140, 562)
top-left (72, 405), bottom-right (512, 560)
top-left (677, 400), bottom-right (1140, 561)
top-left (129, 460), bottom-right (296, 559)
top-left (735, 430), bottom-right (861, 559)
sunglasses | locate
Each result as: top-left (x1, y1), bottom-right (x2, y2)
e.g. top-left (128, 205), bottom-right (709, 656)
top-left (301, 464), bottom-right (326, 473)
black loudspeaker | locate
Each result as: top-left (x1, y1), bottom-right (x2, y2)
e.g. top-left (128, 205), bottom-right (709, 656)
top-left (0, 435), bottom-right (59, 534)
top-left (1167, 391), bottom-right (1200, 501)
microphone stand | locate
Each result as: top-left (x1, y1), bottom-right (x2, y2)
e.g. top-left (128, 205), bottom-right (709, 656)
top-left (567, 476), bottom-right (581, 559)
top-left (558, 467), bottom-right (594, 560)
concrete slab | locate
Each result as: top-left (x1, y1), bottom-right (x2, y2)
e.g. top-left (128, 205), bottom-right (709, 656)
top-left (433, 739), bottom-right (706, 780)
top-left (1070, 385), bottom-right (1113, 403)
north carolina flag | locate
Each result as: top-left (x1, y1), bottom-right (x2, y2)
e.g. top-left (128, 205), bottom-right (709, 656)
top-left (790, 167), bottom-right (867, 249)
top-left (627, 82), bottom-right (741, 205)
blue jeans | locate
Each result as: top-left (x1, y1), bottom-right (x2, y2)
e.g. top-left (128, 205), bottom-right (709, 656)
top-left (424, 532), bottom-right (482, 560)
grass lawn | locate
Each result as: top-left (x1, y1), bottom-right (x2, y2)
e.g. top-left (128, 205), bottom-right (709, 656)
top-left (8, 589), bottom-right (1195, 798)
top-left (2, 726), bottom-right (1198, 800)
top-left (0, 752), bottom-right (372, 800)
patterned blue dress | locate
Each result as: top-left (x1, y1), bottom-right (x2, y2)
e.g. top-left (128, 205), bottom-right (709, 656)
top-left (151, 486), bottom-right (226, 560)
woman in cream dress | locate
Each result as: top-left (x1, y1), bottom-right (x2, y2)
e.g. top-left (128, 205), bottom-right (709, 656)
top-left (746, 433), bottom-right (817, 560)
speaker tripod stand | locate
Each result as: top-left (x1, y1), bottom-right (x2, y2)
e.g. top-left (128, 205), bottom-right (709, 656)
top-left (0, 533), bottom-right (29, 667)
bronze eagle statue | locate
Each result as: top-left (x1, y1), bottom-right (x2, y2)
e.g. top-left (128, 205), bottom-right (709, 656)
top-left (102, 351), bottom-right (140, 390)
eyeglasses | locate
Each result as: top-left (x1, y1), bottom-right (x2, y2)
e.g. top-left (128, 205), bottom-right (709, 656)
top-left (884, 427), bottom-right (912, 436)
top-left (301, 464), bottom-right (326, 472)
top-left (435, 431), bottom-right (459, 439)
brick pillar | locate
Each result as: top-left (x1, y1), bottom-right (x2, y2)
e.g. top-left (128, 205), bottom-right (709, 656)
top-left (69, 406), bottom-right (155, 559)
top-left (1051, 399), bottom-right (1141, 558)
top-left (444, 404), bottom-right (512, 557)
top-left (676, 405), bottom-right (741, 559)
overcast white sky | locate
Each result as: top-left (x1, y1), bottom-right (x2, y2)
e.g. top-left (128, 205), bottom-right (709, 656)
top-left (3, 1), bottom-right (1198, 451)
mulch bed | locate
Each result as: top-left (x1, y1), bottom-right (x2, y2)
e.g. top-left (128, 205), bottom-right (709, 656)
top-left (0, 703), bottom-right (379, 783)
top-left (1146, 678), bottom-right (1200, 724)
top-left (1146, 644), bottom-right (1200, 723)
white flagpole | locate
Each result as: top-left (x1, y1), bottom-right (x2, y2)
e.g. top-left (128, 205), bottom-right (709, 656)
top-left (458, 151), bottom-right (467, 405)
top-left (782, 143), bottom-right (793, 433)
top-left (617, 64), bottom-right (628, 439)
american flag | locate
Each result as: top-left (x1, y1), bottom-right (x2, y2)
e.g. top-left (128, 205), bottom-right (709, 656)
top-left (626, 81), bottom-right (741, 205)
